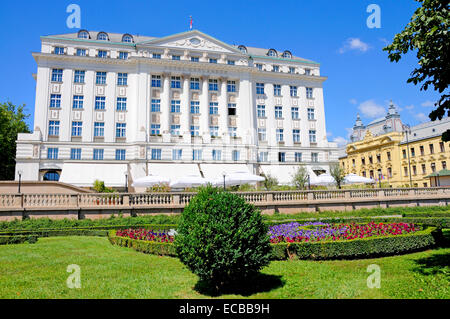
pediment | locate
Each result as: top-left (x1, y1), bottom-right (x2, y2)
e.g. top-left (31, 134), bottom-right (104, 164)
top-left (137, 30), bottom-right (243, 55)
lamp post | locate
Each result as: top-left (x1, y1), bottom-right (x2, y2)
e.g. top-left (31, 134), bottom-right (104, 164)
top-left (124, 171), bottom-right (128, 193)
top-left (222, 171), bottom-right (226, 191)
top-left (307, 174), bottom-right (310, 190)
top-left (18, 170), bottom-right (23, 194)
top-left (403, 124), bottom-right (413, 187)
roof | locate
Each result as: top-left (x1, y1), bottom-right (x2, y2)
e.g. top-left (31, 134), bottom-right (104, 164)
top-left (400, 117), bottom-right (450, 144)
top-left (425, 169), bottom-right (450, 178)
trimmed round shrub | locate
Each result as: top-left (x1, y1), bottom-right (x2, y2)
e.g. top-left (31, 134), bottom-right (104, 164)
top-left (175, 186), bottom-right (272, 289)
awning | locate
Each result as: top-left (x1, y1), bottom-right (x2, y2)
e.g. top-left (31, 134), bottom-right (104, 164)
top-left (147, 163), bottom-right (201, 180)
top-left (59, 163), bottom-right (128, 187)
top-left (200, 164), bottom-right (250, 180)
top-left (259, 165), bottom-right (300, 185)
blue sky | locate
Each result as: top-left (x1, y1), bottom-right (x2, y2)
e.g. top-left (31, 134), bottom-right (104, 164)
top-left (0, 0), bottom-right (441, 146)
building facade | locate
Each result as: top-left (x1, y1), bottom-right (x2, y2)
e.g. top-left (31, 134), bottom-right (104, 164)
top-left (340, 106), bottom-right (449, 187)
top-left (15, 29), bottom-right (338, 188)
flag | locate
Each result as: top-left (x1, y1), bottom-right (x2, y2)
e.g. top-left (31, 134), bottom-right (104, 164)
top-left (190, 16), bottom-right (193, 30)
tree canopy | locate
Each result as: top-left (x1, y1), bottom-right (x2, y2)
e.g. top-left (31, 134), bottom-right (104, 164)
top-left (383, 0), bottom-right (449, 141)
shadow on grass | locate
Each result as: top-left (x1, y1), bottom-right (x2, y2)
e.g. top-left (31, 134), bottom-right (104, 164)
top-left (194, 273), bottom-right (285, 297)
top-left (412, 251), bottom-right (450, 276)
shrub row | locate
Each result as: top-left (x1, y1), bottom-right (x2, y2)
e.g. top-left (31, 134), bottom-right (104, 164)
top-left (270, 226), bottom-right (442, 260)
top-left (108, 230), bottom-right (177, 257)
top-left (0, 234), bottom-right (38, 245)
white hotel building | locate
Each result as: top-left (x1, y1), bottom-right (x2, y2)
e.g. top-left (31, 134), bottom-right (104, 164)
top-left (15, 29), bottom-right (338, 188)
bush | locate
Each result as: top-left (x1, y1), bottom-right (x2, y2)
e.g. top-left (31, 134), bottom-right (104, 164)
top-left (0, 234), bottom-right (38, 245)
top-left (175, 186), bottom-right (272, 289)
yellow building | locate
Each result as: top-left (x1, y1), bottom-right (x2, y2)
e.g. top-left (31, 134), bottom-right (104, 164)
top-left (340, 108), bottom-right (449, 188)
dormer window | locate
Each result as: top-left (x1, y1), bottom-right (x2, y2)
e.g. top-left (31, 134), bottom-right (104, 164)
top-left (122, 34), bottom-right (133, 43)
top-left (238, 45), bottom-right (247, 54)
top-left (282, 51), bottom-right (292, 59)
top-left (78, 30), bottom-right (90, 39)
top-left (267, 49), bottom-right (277, 57)
top-left (97, 32), bottom-right (109, 41)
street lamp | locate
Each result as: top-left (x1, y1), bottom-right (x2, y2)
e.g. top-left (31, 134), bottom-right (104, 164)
top-left (124, 171), bottom-right (128, 193)
top-left (222, 171), bottom-right (227, 191)
top-left (402, 124), bottom-right (413, 187)
top-left (18, 170), bottom-right (23, 194)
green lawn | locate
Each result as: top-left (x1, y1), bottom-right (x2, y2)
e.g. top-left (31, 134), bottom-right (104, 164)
top-left (0, 236), bottom-right (448, 299)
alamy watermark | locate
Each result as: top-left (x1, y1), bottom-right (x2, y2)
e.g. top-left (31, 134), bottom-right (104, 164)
top-left (366, 4), bottom-right (381, 29)
top-left (66, 264), bottom-right (81, 289)
top-left (366, 264), bottom-right (381, 288)
top-left (66, 4), bottom-right (81, 29)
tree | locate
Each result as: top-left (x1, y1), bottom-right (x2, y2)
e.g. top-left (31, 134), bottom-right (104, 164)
top-left (0, 102), bottom-right (30, 180)
top-left (262, 173), bottom-right (278, 190)
top-left (329, 163), bottom-right (345, 189)
top-left (291, 165), bottom-right (309, 189)
top-left (383, 0), bottom-right (450, 141)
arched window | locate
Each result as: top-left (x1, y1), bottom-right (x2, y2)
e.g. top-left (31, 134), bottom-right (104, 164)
top-left (122, 34), bottom-right (133, 43)
top-left (43, 171), bottom-right (60, 181)
top-left (238, 45), bottom-right (247, 54)
top-left (97, 32), bottom-right (109, 41)
top-left (78, 30), bottom-right (90, 39)
top-left (282, 51), bottom-right (292, 59)
top-left (267, 49), bottom-right (277, 57)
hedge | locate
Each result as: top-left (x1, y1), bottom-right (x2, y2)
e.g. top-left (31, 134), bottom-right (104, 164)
top-left (270, 226), bottom-right (442, 260)
top-left (108, 230), bottom-right (177, 257)
top-left (0, 234), bottom-right (38, 245)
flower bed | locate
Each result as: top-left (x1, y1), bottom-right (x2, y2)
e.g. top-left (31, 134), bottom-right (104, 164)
top-left (268, 222), bottom-right (421, 244)
top-left (115, 228), bottom-right (174, 243)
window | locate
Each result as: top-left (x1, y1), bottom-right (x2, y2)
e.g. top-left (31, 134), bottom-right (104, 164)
top-left (442, 161), bottom-right (447, 170)
top-left (228, 103), bottom-right (236, 116)
top-left (387, 152), bottom-right (391, 161)
top-left (309, 130), bottom-right (316, 143)
top-left (256, 83), bottom-right (265, 95)
top-left (74, 70), bottom-right (85, 83)
top-left (115, 149), bottom-right (126, 160)
top-left (71, 121), bottom-right (82, 137)
top-left (275, 106), bottom-right (283, 118)
top-left (258, 152), bottom-right (268, 162)
top-left (227, 81), bottom-right (236, 92)
top-left (96, 72), bottom-right (106, 84)
top-left (192, 150), bottom-right (202, 160)
top-left (94, 122), bottom-right (104, 137)
top-left (191, 56), bottom-right (199, 62)
top-left (369, 156), bottom-right (373, 164)
top-left (362, 157), bottom-right (366, 165)
top-left (290, 86), bottom-right (298, 97)
top-left (257, 105), bottom-right (266, 118)
top-left (170, 125), bottom-right (180, 136)
top-left (48, 121), bottom-right (60, 136)
top-left (116, 123), bottom-right (126, 138)
top-left (387, 167), bottom-right (392, 178)
top-left (172, 55), bottom-right (181, 61)
top-left (272, 65), bottom-right (280, 72)
top-left (429, 144), bottom-right (434, 154)
top-left (209, 103), bottom-right (219, 115)
top-left (209, 79), bottom-right (218, 91)
top-left (190, 125), bottom-right (199, 136)
top-left (307, 108), bottom-right (315, 120)
top-left (98, 50), bottom-right (108, 58)
top-left (209, 58), bottom-right (217, 64)
top-left (352, 159), bottom-right (356, 167)
top-left (151, 124), bottom-right (160, 135)
top-left (118, 52), bottom-right (128, 60)
top-left (117, 97), bottom-right (127, 111)
top-left (255, 63), bottom-right (263, 71)
top-left (228, 127), bottom-right (237, 137)
top-left (402, 149), bottom-right (407, 159)
top-left (152, 53), bottom-right (161, 59)
top-left (70, 148), bottom-right (81, 160)
top-left (431, 163), bottom-right (436, 172)
top-left (122, 34), bottom-right (133, 43)
top-left (403, 166), bottom-right (408, 177)
top-left (227, 60), bottom-right (235, 65)
top-left (43, 170), bottom-right (60, 181)
top-left (295, 152), bottom-right (302, 162)
top-left (283, 51), bottom-right (292, 59)
top-left (258, 128), bottom-right (266, 141)
top-left (278, 152), bottom-right (286, 162)
top-left (293, 129), bottom-right (301, 143)
top-left (289, 67), bottom-right (295, 74)
top-left (273, 84), bottom-right (281, 96)
top-left (311, 153), bottom-right (319, 162)
top-left (117, 73), bottom-right (128, 85)
top-left (47, 148), bottom-right (58, 160)
top-left (151, 99), bottom-right (161, 112)
top-left (411, 148), bottom-right (415, 157)
top-left (212, 150), bottom-right (222, 161)
top-left (412, 165), bottom-right (417, 175)
top-left (306, 87), bottom-right (313, 99)
top-left (377, 154), bottom-right (381, 163)
top-left (172, 149), bottom-right (182, 160)
top-left (305, 69), bottom-right (311, 75)
top-left (171, 100), bottom-right (180, 113)
top-left (238, 45), bottom-right (247, 54)
top-left (210, 126), bottom-right (219, 137)
top-left (420, 145), bottom-right (425, 156)
top-left (76, 49), bottom-right (86, 56)
top-left (97, 32), bottom-right (108, 41)
top-left (422, 164), bottom-right (426, 174)
top-left (291, 107), bottom-right (299, 119)
top-left (54, 47), bottom-right (65, 55)
top-left (51, 69), bottom-right (63, 82)
top-left (232, 150), bottom-right (240, 161)
top-left (95, 96), bottom-right (106, 110)
top-left (276, 129), bottom-right (284, 142)
top-left (151, 149), bottom-right (162, 160)
top-left (268, 49), bottom-right (277, 57)
top-left (190, 78), bottom-right (200, 90)
top-left (50, 94), bottom-right (61, 108)
top-left (171, 76), bottom-right (181, 89)
top-left (93, 149), bottom-right (104, 160)
top-left (440, 142), bottom-right (445, 153)
top-left (190, 101), bottom-right (200, 114)
top-left (78, 30), bottom-right (89, 39)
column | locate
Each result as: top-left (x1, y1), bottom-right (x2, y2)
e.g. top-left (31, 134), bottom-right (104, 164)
top-left (161, 73), bottom-right (171, 135)
top-left (200, 76), bottom-right (209, 138)
top-left (219, 78), bottom-right (228, 137)
top-left (181, 74), bottom-right (190, 138)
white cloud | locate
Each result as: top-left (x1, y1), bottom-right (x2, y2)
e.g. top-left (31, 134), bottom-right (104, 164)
top-left (421, 100), bottom-right (435, 107)
top-left (414, 113), bottom-right (429, 122)
top-left (339, 38), bottom-right (370, 54)
top-left (405, 104), bottom-right (415, 110)
top-left (379, 38), bottom-right (390, 46)
top-left (358, 100), bottom-right (386, 118)
top-left (345, 128), bottom-right (353, 139)
top-left (349, 98), bottom-right (358, 105)
top-left (333, 136), bottom-right (348, 147)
